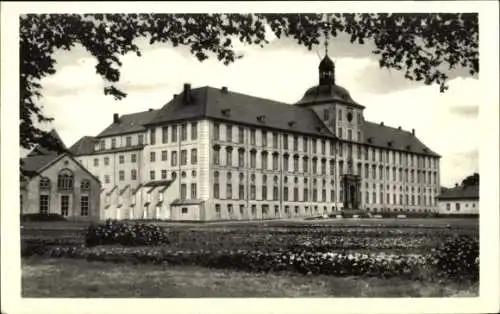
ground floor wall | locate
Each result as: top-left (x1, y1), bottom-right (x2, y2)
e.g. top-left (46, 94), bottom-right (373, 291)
top-left (437, 199), bottom-right (479, 215)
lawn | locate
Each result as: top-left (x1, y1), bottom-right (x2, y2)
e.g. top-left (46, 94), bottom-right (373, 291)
top-left (22, 257), bottom-right (478, 298)
top-left (21, 217), bottom-right (479, 298)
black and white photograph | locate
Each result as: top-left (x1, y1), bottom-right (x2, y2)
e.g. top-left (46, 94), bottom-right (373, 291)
top-left (1, 1), bottom-right (499, 314)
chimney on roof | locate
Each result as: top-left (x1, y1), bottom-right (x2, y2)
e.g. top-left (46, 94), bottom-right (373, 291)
top-left (113, 113), bottom-right (120, 124)
top-left (148, 108), bottom-right (153, 112)
top-left (398, 126), bottom-right (402, 130)
top-left (183, 83), bottom-right (191, 103)
top-left (221, 86), bottom-right (228, 94)
top-left (380, 121), bottom-right (384, 126)
top-left (455, 183), bottom-right (459, 188)
top-left (412, 128), bottom-right (415, 135)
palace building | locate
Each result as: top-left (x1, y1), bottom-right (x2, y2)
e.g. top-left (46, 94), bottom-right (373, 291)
top-left (70, 55), bottom-right (441, 221)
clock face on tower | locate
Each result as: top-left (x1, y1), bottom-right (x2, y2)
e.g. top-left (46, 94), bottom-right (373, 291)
top-left (347, 111), bottom-right (353, 123)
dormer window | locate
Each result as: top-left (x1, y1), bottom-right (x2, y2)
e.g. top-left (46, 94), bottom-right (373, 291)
top-left (288, 121), bottom-right (296, 128)
top-left (221, 109), bottom-right (231, 117)
top-left (367, 137), bottom-right (373, 144)
top-left (406, 145), bottom-right (411, 150)
top-left (257, 115), bottom-right (266, 123)
top-left (388, 141), bottom-right (393, 147)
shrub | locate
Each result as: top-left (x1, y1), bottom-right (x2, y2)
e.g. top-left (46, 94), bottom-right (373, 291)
top-left (431, 235), bottom-right (479, 282)
top-left (21, 213), bottom-right (66, 222)
top-left (84, 219), bottom-right (170, 247)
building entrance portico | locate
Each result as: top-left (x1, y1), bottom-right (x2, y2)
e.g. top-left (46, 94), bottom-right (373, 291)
top-left (342, 174), bottom-right (361, 210)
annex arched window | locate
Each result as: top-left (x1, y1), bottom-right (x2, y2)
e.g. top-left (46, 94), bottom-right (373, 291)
top-left (80, 179), bottom-right (91, 192)
top-left (39, 177), bottom-right (51, 190)
top-left (57, 169), bottom-right (74, 191)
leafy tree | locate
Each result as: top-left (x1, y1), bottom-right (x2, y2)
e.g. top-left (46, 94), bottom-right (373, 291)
top-left (20, 13), bottom-right (478, 156)
top-left (461, 173), bottom-right (479, 187)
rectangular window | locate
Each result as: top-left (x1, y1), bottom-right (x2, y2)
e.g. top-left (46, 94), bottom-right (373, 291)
top-left (171, 151), bottom-right (178, 166)
top-left (226, 149), bottom-right (232, 167)
top-left (171, 125), bottom-right (178, 142)
top-left (39, 195), bottom-right (49, 214)
top-left (150, 152), bottom-right (156, 162)
top-left (191, 122), bottom-right (198, 140)
top-left (272, 133), bottom-right (278, 148)
top-left (161, 170), bottom-right (167, 179)
top-left (331, 189), bottom-right (335, 202)
top-left (293, 187), bottom-right (299, 202)
top-left (104, 157), bottom-right (109, 166)
top-left (126, 136), bottom-right (132, 147)
top-left (239, 184), bottom-right (245, 199)
top-left (60, 195), bottom-right (69, 216)
top-left (250, 185), bottom-right (256, 200)
top-left (181, 123), bottom-right (188, 141)
top-left (238, 126), bottom-right (244, 144)
top-left (284, 187), bottom-right (289, 201)
top-left (100, 140), bottom-right (105, 150)
top-left (131, 169), bottom-right (137, 180)
top-left (93, 158), bottom-right (99, 167)
top-left (323, 109), bottom-right (329, 120)
top-left (455, 203), bottom-right (460, 211)
top-left (150, 171), bottom-right (155, 180)
top-left (262, 186), bottom-right (267, 200)
top-left (338, 128), bottom-right (342, 138)
top-left (150, 128), bottom-right (156, 145)
top-left (293, 136), bottom-right (298, 151)
top-left (226, 125), bottom-right (233, 142)
top-left (322, 189), bottom-right (326, 202)
top-left (104, 175), bottom-right (110, 184)
top-left (181, 150), bottom-right (187, 165)
top-left (312, 159), bottom-right (317, 174)
top-left (273, 186), bottom-right (279, 201)
top-left (304, 158), bottom-right (309, 173)
top-left (160, 150), bottom-right (167, 161)
top-left (293, 157), bottom-right (299, 172)
top-left (348, 129), bottom-right (352, 141)
top-left (313, 189), bottom-right (318, 202)
top-left (119, 155), bottom-right (124, 164)
top-left (312, 139), bottom-right (317, 154)
top-left (80, 196), bottom-right (89, 216)
top-left (111, 138), bottom-right (117, 149)
top-left (321, 140), bottom-right (326, 155)
top-left (191, 183), bottom-right (197, 199)
top-left (181, 184), bottom-right (187, 200)
top-left (227, 184), bottom-right (232, 199)
top-left (283, 134), bottom-right (288, 150)
top-left (283, 156), bottom-right (289, 172)
top-left (214, 124), bottom-right (220, 140)
top-left (191, 149), bottom-right (197, 165)
top-left (250, 129), bottom-right (256, 145)
top-left (182, 207), bottom-right (188, 215)
top-left (138, 135), bottom-right (144, 145)
top-left (238, 150), bottom-right (244, 167)
top-left (131, 154), bottom-right (137, 163)
top-left (304, 188), bottom-right (308, 202)
top-left (215, 205), bottom-right (221, 217)
top-left (261, 153), bottom-right (267, 170)
top-left (338, 109), bottom-right (342, 121)
top-left (214, 183), bottom-right (220, 199)
top-left (162, 126), bottom-right (168, 143)
top-left (250, 152), bottom-right (256, 168)
top-left (262, 131), bottom-right (267, 147)
top-left (303, 137), bottom-right (308, 152)
top-left (214, 148), bottom-right (220, 165)
top-left (119, 170), bottom-right (125, 181)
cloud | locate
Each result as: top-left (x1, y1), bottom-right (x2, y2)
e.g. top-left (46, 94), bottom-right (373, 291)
top-left (449, 105), bottom-right (479, 117)
top-left (33, 38), bottom-right (480, 187)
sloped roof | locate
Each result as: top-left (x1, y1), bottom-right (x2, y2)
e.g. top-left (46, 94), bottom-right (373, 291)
top-left (146, 86), bottom-right (333, 137)
top-left (437, 184), bottom-right (479, 200)
top-left (97, 109), bottom-right (159, 138)
top-left (21, 153), bottom-right (59, 174)
top-left (69, 136), bottom-right (98, 156)
top-left (296, 84), bottom-right (364, 108)
top-left (362, 122), bottom-right (440, 157)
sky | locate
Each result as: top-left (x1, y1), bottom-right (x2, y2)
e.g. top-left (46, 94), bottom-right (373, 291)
top-left (28, 29), bottom-right (479, 188)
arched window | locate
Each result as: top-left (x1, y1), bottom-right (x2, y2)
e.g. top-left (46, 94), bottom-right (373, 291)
top-left (39, 177), bottom-right (51, 190)
top-left (58, 169), bottom-right (74, 191)
top-left (80, 179), bottom-right (91, 192)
